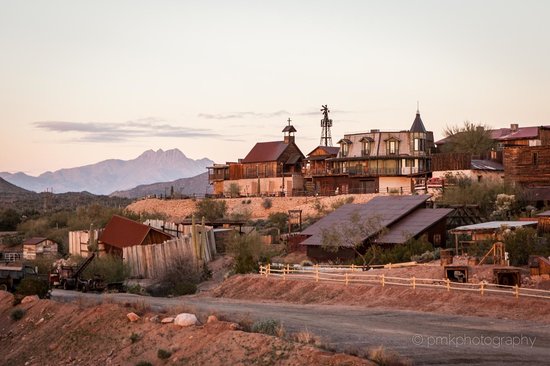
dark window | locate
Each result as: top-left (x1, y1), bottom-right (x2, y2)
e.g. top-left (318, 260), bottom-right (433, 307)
top-left (533, 152), bottom-right (539, 165)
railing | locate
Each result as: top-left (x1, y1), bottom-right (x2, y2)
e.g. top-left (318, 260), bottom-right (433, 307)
top-left (258, 264), bottom-right (550, 301)
top-left (0, 252), bottom-right (22, 262)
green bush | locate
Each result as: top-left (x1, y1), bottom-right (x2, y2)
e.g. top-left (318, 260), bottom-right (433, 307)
top-left (130, 332), bottom-right (141, 343)
top-left (504, 228), bottom-right (550, 266)
top-left (227, 232), bottom-right (273, 274)
top-left (157, 349), bottom-right (172, 360)
top-left (194, 199), bottom-right (227, 221)
top-left (251, 319), bottom-right (281, 336)
top-left (267, 212), bottom-right (288, 232)
top-left (149, 256), bottom-right (203, 297)
top-left (262, 198), bottom-right (272, 209)
top-left (135, 361), bottom-right (153, 366)
top-left (10, 308), bottom-right (26, 321)
top-left (81, 254), bottom-right (129, 283)
top-left (16, 277), bottom-right (50, 299)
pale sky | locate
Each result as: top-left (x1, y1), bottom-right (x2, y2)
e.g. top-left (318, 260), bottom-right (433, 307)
top-left (1, 0), bottom-right (549, 175)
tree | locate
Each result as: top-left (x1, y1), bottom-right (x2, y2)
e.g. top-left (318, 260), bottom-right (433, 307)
top-left (320, 211), bottom-right (384, 266)
top-left (194, 198), bottom-right (227, 221)
top-left (227, 183), bottom-right (240, 198)
top-left (0, 209), bottom-right (21, 231)
top-left (442, 121), bottom-right (495, 157)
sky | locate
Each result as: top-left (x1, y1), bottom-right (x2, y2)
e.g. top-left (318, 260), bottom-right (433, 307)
top-left (1, 0), bottom-right (549, 175)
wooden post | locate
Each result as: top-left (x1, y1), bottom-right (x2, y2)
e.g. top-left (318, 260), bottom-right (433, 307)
top-left (315, 266), bottom-right (319, 282)
top-left (412, 276), bottom-right (416, 290)
top-left (480, 282), bottom-right (485, 296)
top-left (351, 264), bottom-right (355, 272)
top-left (267, 263), bottom-right (270, 277)
top-left (381, 274), bottom-right (385, 287)
top-left (446, 279), bottom-right (450, 291)
top-left (515, 284), bottom-right (519, 299)
top-left (286, 264), bottom-right (290, 277)
top-left (345, 272), bottom-right (349, 286)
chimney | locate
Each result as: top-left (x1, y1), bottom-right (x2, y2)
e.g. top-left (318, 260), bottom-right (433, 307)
top-left (510, 123), bottom-right (519, 132)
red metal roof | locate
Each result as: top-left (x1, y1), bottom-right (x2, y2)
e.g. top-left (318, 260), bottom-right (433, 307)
top-left (99, 215), bottom-right (172, 249)
top-left (23, 237), bottom-right (49, 245)
top-left (241, 141), bottom-right (289, 163)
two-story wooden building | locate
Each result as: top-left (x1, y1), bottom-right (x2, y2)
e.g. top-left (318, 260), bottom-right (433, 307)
top-left (207, 120), bottom-right (306, 196)
top-left (304, 110), bottom-right (434, 195)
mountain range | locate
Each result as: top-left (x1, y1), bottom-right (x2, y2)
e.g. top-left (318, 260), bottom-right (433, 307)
top-left (0, 149), bottom-right (213, 195)
top-left (110, 172), bottom-right (212, 198)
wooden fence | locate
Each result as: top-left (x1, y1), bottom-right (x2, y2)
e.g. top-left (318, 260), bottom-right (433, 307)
top-left (259, 264), bottom-right (550, 301)
top-left (123, 227), bottom-right (216, 279)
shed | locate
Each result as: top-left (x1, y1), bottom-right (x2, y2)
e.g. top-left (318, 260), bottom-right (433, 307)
top-left (22, 237), bottom-right (59, 260)
top-left (98, 215), bottom-right (173, 257)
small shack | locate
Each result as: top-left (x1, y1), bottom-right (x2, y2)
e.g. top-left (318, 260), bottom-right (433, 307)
top-left (22, 237), bottom-right (58, 260)
top-left (449, 221), bottom-right (538, 255)
top-left (98, 215), bottom-right (173, 257)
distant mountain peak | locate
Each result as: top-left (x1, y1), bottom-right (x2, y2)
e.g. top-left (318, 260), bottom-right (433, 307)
top-left (0, 149), bottom-right (213, 195)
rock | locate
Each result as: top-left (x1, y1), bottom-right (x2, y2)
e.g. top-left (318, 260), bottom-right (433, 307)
top-left (229, 323), bottom-right (239, 330)
top-left (161, 317), bottom-right (174, 324)
top-left (174, 313), bottom-right (198, 327)
top-left (207, 315), bottom-right (218, 323)
top-left (126, 312), bottom-right (140, 322)
top-left (21, 295), bottom-right (39, 304)
top-left (150, 315), bottom-right (160, 323)
top-left (35, 318), bottom-right (44, 326)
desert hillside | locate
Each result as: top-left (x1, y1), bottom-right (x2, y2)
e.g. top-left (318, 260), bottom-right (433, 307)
top-left (126, 194), bottom-right (379, 221)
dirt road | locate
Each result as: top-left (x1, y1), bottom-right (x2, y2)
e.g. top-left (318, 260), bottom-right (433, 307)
top-left (52, 290), bottom-right (550, 365)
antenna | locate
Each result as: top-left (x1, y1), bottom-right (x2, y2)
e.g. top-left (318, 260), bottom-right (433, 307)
top-left (320, 105), bottom-right (333, 146)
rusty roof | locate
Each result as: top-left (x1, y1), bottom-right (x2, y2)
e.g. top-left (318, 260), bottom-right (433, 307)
top-left (376, 208), bottom-right (453, 244)
top-left (241, 141), bottom-right (289, 163)
top-left (471, 159), bottom-right (504, 171)
top-left (301, 195), bottom-right (432, 246)
top-left (306, 146), bottom-right (340, 157)
top-left (22, 237), bottom-right (51, 245)
top-left (99, 215), bottom-right (172, 249)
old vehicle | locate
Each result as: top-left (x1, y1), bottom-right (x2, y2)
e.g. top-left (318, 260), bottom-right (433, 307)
top-left (0, 264), bottom-right (50, 295)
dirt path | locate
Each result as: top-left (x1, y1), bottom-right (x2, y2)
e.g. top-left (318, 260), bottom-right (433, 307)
top-left (51, 290), bottom-right (550, 365)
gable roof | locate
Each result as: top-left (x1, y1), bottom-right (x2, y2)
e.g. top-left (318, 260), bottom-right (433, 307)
top-left (301, 195), bottom-right (432, 246)
top-left (99, 215), bottom-right (172, 249)
top-left (23, 237), bottom-right (51, 245)
top-left (375, 208), bottom-right (453, 244)
top-left (307, 145), bottom-right (340, 157)
top-left (410, 112), bottom-right (427, 133)
top-left (241, 141), bottom-right (289, 163)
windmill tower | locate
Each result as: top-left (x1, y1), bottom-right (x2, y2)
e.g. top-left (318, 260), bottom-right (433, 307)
top-left (320, 105), bottom-right (333, 146)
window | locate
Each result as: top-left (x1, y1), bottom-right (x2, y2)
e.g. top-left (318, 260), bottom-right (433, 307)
top-left (387, 140), bottom-right (398, 155)
top-left (362, 141), bottom-right (370, 156)
top-left (413, 138), bottom-right (425, 151)
top-left (533, 152), bottom-right (539, 165)
top-left (341, 143), bottom-right (349, 157)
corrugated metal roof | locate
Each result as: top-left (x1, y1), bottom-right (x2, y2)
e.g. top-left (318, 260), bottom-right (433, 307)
top-left (306, 146), bottom-right (340, 157)
top-left (471, 159), bottom-right (504, 171)
top-left (301, 195), bottom-right (431, 246)
top-left (536, 210), bottom-right (550, 217)
top-left (23, 237), bottom-right (48, 245)
top-left (450, 221), bottom-right (538, 233)
top-left (241, 141), bottom-right (289, 163)
top-left (376, 208), bottom-right (453, 244)
top-left (99, 215), bottom-right (172, 248)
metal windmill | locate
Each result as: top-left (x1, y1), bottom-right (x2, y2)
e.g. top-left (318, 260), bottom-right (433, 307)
top-left (320, 104), bottom-right (333, 146)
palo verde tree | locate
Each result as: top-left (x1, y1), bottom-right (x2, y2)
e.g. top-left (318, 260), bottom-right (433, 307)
top-left (320, 211), bottom-right (384, 266)
top-left (441, 121), bottom-right (495, 157)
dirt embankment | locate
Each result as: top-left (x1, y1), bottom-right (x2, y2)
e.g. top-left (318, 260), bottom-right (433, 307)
top-left (126, 194), bottom-right (378, 221)
top-left (0, 291), bottom-right (373, 366)
top-left (209, 275), bottom-right (550, 324)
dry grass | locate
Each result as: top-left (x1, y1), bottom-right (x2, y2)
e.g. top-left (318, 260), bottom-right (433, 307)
top-left (367, 346), bottom-right (412, 366)
top-left (292, 327), bottom-right (319, 345)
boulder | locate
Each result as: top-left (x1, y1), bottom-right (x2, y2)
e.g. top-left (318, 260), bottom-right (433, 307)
top-left (207, 315), bottom-right (218, 324)
top-left (174, 313), bottom-right (198, 327)
top-left (126, 312), bottom-right (140, 322)
top-left (21, 295), bottom-right (39, 304)
top-left (161, 317), bottom-right (174, 324)
top-left (150, 315), bottom-right (160, 323)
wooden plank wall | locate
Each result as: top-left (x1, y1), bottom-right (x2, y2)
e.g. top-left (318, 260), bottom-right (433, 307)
top-left (504, 146), bottom-right (550, 185)
top-left (431, 153), bottom-right (471, 171)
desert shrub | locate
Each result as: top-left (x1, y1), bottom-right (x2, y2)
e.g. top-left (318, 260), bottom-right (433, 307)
top-left (368, 346), bottom-right (412, 366)
top-left (267, 212), bottom-right (288, 232)
top-left (262, 198), bottom-right (272, 209)
top-left (226, 232), bottom-right (273, 274)
top-left (313, 199), bottom-right (326, 216)
top-left (130, 332), bottom-right (141, 343)
top-left (15, 277), bottom-right (50, 299)
top-left (194, 199), bottom-right (227, 221)
top-left (157, 349), bottom-right (172, 360)
top-left (126, 283), bottom-right (145, 295)
top-left (229, 208), bottom-right (252, 221)
top-left (136, 361), bottom-right (153, 366)
top-left (149, 256), bottom-right (205, 297)
top-left (228, 183), bottom-right (240, 198)
top-left (330, 197), bottom-right (354, 210)
top-left (251, 319), bottom-right (283, 336)
top-left (0, 208), bottom-right (21, 231)
top-left (504, 228), bottom-right (550, 266)
top-left (81, 254), bottom-right (129, 283)
top-left (10, 308), bottom-right (26, 321)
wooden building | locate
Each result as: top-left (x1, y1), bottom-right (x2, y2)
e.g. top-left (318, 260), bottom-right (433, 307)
top-left (22, 237), bottom-right (59, 260)
top-left (299, 195), bottom-right (452, 262)
top-left (306, 109), bottom-right (434, 195)
top-left (207, 119), bottom-right (306, 196)
top-left (98, 215), bottom-right (173, 257)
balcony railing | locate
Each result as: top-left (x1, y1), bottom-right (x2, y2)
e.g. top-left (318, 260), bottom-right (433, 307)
top-left (305, 166), bottom-right (427, 177)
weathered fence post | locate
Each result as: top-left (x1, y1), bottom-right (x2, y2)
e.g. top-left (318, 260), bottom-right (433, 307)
top-left (315, 265), bottom-right (319, 282)
top-left (446, 279), bottom-right (450, 291)
top-left (412, 276), bottom-right (416, 290)
top-left (381, 274), bottom-right (385, 287)
top-left (480, 282), bottom-right (485, 296)
top-left (515, 284), bottom-right (519, 299)
top-left (345, 272), bottom-right (349, 286)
